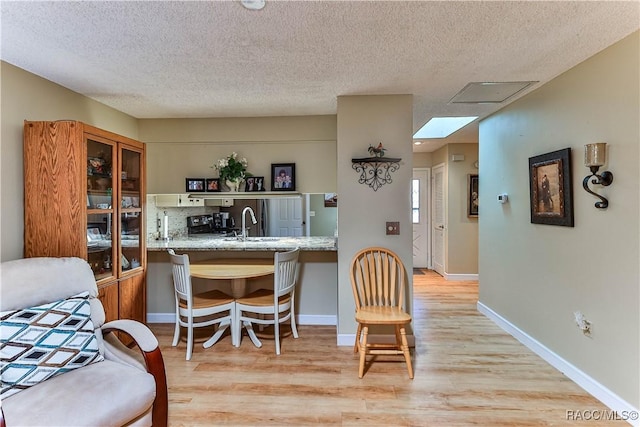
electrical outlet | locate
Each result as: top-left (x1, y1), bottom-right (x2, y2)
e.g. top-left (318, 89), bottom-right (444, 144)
top-left (386, 222), bottom-right (400, 235)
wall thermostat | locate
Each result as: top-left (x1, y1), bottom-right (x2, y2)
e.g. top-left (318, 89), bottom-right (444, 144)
top-left (497, 194), bottom-right (509, 204)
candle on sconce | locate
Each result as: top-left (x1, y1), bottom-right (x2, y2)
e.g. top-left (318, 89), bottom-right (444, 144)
top-left (584, 142), bottom-right (607, 167)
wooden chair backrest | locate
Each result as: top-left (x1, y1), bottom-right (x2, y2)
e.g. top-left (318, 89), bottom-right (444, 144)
top-left (274, 248), bottom-right (300, 299)
top-left (168, 249), bottom-right (192, 303)
top-left (350, 247), bottom-right (406, 310)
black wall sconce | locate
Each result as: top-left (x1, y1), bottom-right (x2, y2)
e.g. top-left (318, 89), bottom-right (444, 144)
top-left (583, 142), bottom-right (613, 209)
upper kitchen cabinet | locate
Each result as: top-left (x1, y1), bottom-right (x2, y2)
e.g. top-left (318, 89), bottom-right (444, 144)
top-left (24, 120), bottom-right (146, 322)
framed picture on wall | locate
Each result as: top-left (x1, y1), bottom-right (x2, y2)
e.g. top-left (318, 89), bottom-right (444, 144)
top-left (271, 163), bottom-right (296, 191)
top-left (324, 193), bottom-right (337, 207)
top-left (467, 174), bottom-right (478, 217)
top-left (528, 148), bottom-right (574, 227)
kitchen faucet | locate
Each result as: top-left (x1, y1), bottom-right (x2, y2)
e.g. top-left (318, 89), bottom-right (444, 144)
top-left (241, 206), bottom-right (257, 241)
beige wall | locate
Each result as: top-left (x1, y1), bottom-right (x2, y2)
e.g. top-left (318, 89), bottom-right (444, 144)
top-left (138, 116), bottom-right (337, 194)
top-left (412, 151), bottom-right (433, 168)
top-left (446, 143), bottom-right (479, 274)
top-left (478, 32), bottom-right (639, 408)
top-left (336, 95), bottom-right (414, 339)
top-left (0, 62), bottom-right (139, 262)
top-left (431, 143), bottom-right (479, 275)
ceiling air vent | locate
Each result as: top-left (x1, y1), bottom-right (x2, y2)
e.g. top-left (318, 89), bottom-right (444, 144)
top-left (450, 81), bottom-right (537, 104)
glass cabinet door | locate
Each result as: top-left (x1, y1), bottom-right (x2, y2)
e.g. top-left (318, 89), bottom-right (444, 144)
top-left (119, 146), bottom-right (143, 274)
top-left (86, 138), bottom-right (116, 282)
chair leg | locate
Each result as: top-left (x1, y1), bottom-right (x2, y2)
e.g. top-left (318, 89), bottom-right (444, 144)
top-left (244, 321), bottom-right (263, 348)
top-left (399, 325), bottom-right (414, 379)
top-left (358, 326), bottom-right (368, 378)
top-left (234, 307), bottom-right (242, 348)
top-left (203, 320), bottom-right (230, 348)
top-left (172, 314), bottom-right (181, 347)
top-left (274, 314), bottom-right (280, 355)
top-left (186, 319), bottom-right (193, 361)
top-left (290, 306), bottom-right (299, 339)
top-left (354, 323), bottom-right (362, 354)
top-left (229, 304), bottom-right (238, 348)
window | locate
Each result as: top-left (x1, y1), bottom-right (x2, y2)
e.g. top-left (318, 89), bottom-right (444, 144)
top-left (412, 179), bottom-right (420, 223)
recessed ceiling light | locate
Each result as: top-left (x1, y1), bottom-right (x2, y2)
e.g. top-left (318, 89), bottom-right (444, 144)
top-left (414, 141), bottom-right (423, 145)
top-left (413, 116), bottom-right (478, 139)
top-left (450, 81), bottom-right (537, 104)
top-left (241, 0), bottom-right (265, 10)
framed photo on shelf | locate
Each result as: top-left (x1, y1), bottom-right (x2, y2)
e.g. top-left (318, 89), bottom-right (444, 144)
top-left (245, 176), bottom-right (265, 192)
top-left (185, 178), bottom-right (205, 193)
top-left (467, 175), bottom-right (479, 217)
top-left (528, 148), bottom-right (574, 227)
top-left (271, 163), bottom-right (296, 191)
top-left (86, 227), bottom-right (103, 242)
top-left (206, 178), bottom-right (220, 192)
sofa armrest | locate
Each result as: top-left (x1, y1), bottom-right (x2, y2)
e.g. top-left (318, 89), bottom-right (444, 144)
top-left (103, 319), bottom-right (158, 352)
top-left (102, 320), bottom-right (168, 427)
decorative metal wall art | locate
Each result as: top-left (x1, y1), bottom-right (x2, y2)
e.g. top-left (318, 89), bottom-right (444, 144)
top-left (352, 143), bottom-right (401, 191)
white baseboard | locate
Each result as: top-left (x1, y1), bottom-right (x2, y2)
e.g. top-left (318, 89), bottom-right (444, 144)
top-left (337, 333), bottom-right (416, 347)
top-left (147, 313), bottom-right (174, 323)
top-left (444, 272), bottom-right (478, 281)
top-left (147, 313), bottom-right (336, 326)
top-left (478, 301), bottom-right (639, 427)
top-left (297, 315), bottom-right (337, 326)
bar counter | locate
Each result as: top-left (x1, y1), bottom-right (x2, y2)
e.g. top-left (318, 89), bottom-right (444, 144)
top-left (146, 235), bottom-right (338, 325)
top-left (146, 235), bottom-right (337, 252)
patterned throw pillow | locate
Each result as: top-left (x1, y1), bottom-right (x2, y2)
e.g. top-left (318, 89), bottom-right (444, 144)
top-left (0, 292), bottom-right (104, 399)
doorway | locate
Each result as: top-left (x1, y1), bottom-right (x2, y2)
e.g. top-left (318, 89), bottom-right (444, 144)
top-left (412, 169), bottom-right (431, 268)
top-left (431, 163), bottom-right (445, 276)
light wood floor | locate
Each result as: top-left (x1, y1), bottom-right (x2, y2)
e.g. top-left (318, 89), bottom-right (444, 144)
top-left (150, 270), bottom-right (621, 426)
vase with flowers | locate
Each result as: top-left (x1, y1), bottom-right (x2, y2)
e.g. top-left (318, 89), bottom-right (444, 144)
top-left (212, 152), bottom-right (249, 192)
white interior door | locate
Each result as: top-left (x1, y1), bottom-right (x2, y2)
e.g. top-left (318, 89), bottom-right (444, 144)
top-left (431, 163), bottom-right (445, 276)
top-left (267, 198), bottom-right (303, 236)
top-left (412, 169), bottom-right (430, 268)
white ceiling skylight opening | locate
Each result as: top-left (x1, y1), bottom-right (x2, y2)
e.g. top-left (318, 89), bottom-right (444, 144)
top-left (413, 116), bottom-right (478, 139)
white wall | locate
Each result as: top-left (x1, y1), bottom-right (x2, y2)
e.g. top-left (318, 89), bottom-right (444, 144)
top-left (479, 32), bottom-right (639, 409)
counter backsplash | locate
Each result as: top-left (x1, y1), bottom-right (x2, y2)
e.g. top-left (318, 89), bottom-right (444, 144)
top-left (146, 195), bottom-right (217, 240)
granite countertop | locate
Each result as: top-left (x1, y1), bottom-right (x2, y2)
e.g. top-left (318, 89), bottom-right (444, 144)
top-left (146, 235), bottom-right (337, 252)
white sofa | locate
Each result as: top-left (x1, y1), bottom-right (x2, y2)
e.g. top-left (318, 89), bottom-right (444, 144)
top-left (0, 257), bottom-right (168, 426)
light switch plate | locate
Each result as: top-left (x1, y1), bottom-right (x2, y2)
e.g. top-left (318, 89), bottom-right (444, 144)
top-left (386, 221), bottom-right (400, 235)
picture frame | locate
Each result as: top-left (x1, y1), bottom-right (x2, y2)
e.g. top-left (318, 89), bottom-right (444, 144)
top-left (528, 148), bottom-right (574, 227)
top-left (185, 178), bottom-right (205, 193)
top-left (205, 178), bottom-right (220, 192)
top-left (467, 174), bottom-right (479, 217)
top-left (271, 163), bottom-right (296, 191)
top-left (86, 227), bottom-right (103, 242)
top-left (245, 176), bottom-right (265, 192)
top-left (324, 193), bottom-right (337, 207)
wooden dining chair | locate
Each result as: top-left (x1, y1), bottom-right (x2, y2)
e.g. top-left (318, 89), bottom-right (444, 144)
top-left (234, 248), bottom-right (300, 355)
top-left (168, 249), bottom-right (236, 360)
top-left (350, 247), bottom-right (414, 379)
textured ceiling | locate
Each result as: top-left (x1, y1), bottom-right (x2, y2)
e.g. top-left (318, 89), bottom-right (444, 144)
top-left (1, 1), bottom-right (638, 152)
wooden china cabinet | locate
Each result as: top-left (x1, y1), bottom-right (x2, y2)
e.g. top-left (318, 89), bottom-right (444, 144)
top-left (23, 121), bottom-right (146, 328)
